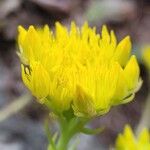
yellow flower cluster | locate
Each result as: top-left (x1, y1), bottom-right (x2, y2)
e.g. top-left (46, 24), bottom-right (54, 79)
top-left (18, 22), bottom-right (141, 117)
top-left (116, 125), bottom-right (150, 150)
top-left (143, 46), bottom-right (150, 70)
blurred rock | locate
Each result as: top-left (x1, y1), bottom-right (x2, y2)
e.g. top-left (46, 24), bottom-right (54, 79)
top-left (0, 0), bottom-right (22, 19)
top-left (0, 116), bottom-right (47, 150)
top-left (77, 134), bottom-right (105, 150)
top-left (0, 141), bottom-right (22, 150)
top-left (85, 0), bottom-right (137, 23)
top-left (30, 0), bottom-right (79, 15)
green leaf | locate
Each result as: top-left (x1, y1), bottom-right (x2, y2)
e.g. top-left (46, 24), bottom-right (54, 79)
top-left (81, 126), bottom-right (104, 135)
top-left (44, 119), bottom-right (56, 150)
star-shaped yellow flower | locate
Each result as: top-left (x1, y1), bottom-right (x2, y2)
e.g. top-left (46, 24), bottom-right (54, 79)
top-left (116, 125), bottom-right (150, 150)
top-left (18, 22), bottom-right (141, 117)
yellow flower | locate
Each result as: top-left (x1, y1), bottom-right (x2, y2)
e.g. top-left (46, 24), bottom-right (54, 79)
top-left (17, 22), bottom-right (141, 117)
top-left (142, 46), bottom-right (150, 70)
top-left (115, 125), bottom-right (150, 150)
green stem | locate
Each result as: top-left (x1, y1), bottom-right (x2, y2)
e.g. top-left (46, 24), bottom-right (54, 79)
top-left (56, 117), bottom-right (88, 150)
top-left (45, 120), bottom-right (56, 150)
top-left (136, 72), bottom-right (150, 135)
top-left (56, 132), bottom-right (70, 150)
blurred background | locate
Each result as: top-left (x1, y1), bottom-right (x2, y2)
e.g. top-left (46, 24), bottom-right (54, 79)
top-left (0, 0), bottom-right (150, 150)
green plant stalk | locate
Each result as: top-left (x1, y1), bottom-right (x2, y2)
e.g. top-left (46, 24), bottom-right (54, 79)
top-left (136, 71), bottom-right (150, 135)
top-left (47, 115), bottom-right (104, 150)
top-left (56, 117), bottom-right (88, 150)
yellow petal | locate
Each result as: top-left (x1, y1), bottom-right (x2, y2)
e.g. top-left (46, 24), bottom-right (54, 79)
top-left (18, 25), bottom-right (27, 49)
top-left (95, 62), bottom-right (120, 109)
top-left (124, 55), bottom-right (140, 91)
top-left (115, 134), bottom-right (125, 149)
top-left (72, 86), bottom-right (96, 117)
top-left (138, 128), bottom-right (150, 144)
top-left (101, 25), bottom-right (110, 43)
top-left (112, 64), bottom-right (128, 105)
top-left (22, 61), bottom-right (50, 103)
top-left (124, 125), bottom-right (135, 140)
top-left (114, 36), bottom-right (131, 67)
top-left (110, 30), bottom-right (117, 49)
top-left (116, 125), bottom-right (136, 150)
top-left (143, 46), bottom-right (150, 69)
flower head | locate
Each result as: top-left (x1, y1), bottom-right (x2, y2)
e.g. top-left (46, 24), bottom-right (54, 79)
top-left (142, 46), bottom-right (150, 70)
top-left (115, 125), bottom-right (150, 150)
top-left (18, 22), bottom-right (141, 117)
